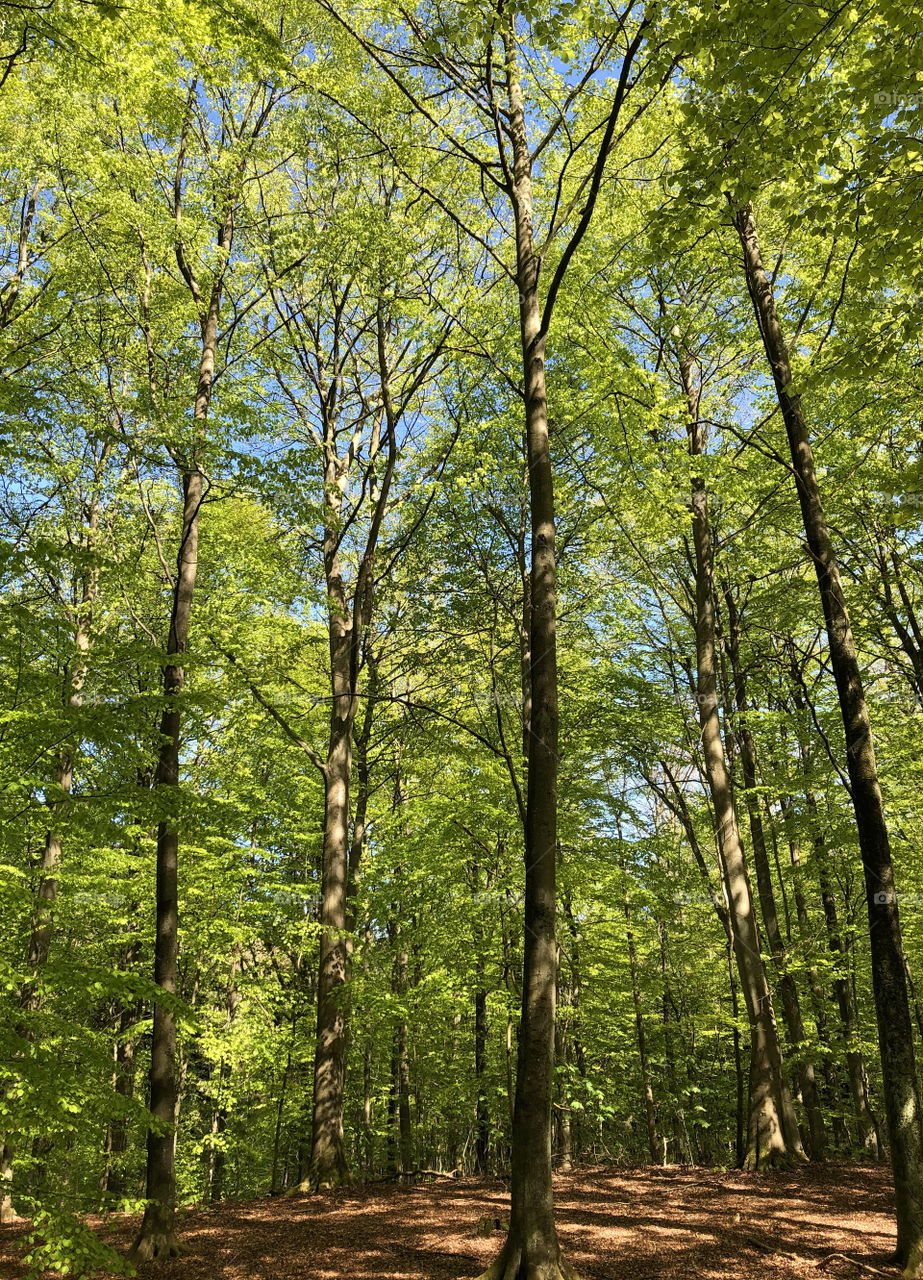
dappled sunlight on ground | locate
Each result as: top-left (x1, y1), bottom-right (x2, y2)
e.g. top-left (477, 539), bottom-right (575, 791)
top-left (0, 1164), bottom-right (899, 1280)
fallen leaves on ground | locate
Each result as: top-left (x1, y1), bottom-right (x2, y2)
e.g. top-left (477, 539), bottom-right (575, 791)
top-left (0, 1163), bottom-right (901, 1280)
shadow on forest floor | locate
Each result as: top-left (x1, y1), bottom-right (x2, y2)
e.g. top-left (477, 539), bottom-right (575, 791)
top-left (0, 1163), bottom-right (901, 1280)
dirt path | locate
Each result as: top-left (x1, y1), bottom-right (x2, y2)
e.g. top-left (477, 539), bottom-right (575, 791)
top-left (0, 1164), bottom-right (900, 1280)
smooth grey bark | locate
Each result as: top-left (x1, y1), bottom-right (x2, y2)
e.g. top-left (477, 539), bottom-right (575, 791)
top-left (295, 304), bottom-right (420, 1191)
top-left (131, 464), bottom-right (201, 1260)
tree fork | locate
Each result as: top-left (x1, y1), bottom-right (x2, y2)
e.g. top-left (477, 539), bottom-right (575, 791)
top-left (132, 181), bottom-right (234, 1260)
top-left (477, 20), bottom-right (572, 1280)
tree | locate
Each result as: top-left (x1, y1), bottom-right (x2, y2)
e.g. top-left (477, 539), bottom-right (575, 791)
top-left (734, 201), bottom-right (923, 1273)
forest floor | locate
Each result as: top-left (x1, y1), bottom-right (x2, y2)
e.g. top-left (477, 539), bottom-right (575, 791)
top-left (0, 1163), bottom-right (902, 1280)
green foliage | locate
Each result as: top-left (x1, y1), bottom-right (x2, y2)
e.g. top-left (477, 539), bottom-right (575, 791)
top-left (0, 0), bottom-right (919, 1272)
top-left (22, 1204), bottom-right (137, 1280)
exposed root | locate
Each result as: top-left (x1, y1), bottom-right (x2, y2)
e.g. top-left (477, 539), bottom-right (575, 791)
top-left (818, 1254), bottom-right (897, 1277)
top-left (476, 1242), bottom-right (581, 1280)
top-left (294, 1169), bottom-right (351, 1194)
top-left (741, 1234), bottom-right (799, 1261)
top-left (128, 1230), bottom-right (182, 1262)
top-left (743, 1147), bottom-right (807, 1172)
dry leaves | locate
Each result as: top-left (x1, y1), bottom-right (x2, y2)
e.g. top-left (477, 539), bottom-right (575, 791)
top-left (0, 1164), bottom-right (900, 1280)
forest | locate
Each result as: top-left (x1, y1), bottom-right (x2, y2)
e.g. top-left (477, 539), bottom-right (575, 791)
top-left (0, 0), bottom-right (921, 1278)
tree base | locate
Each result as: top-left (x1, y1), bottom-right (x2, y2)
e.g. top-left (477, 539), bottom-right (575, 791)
top-left (129, 1230), bottom-right (182, 1262)
top-left (476, 1241), bottom-right (581, 1280)
top-left (294, 1171), bottom-right (350, 1193)
top-left (129, 1204), bottom-right (181, 1262)
top-left (902, 1241), bottom-right (923, 1280)
top-left (742, 1146), bottom-right (808, 1171)
top-left (295, 1157), bottom-right (350, 1194)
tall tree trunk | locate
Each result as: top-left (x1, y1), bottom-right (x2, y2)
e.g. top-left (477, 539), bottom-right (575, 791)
top-left (474, 978), bottom-right (490, 1174)
top-left (0, 1143), bottom-right (14, 1225)
top-left (625, 897), bottom-right (658, 1164)
top-left (132, 205), bottom-right (229, 1256)
top-left (304, 319), bottom-right (394, 1191)
top-left (480, 3), bottom-right (648, 1262)
top-left (659, 921), bottom-right (692, 1165)
top-left (302, 442), bottom-right (361, 1192)
top-left (349, 678), bottom-right (376, 1176)
top-left (676, 331), bottom-right (802, 1168)
top-left (362, 1036), bottom-right (374, 1177)
top-left (130, 470), bottom-right (200, 1260)
top-left (786, 663), bottom-right (882, 1157)
top-left (480, 30), bottom-right (568, 1280)
top-left (723, 594), bottom-right (826, 1159)
top-left (815, 828), bottom-right (883, 1158)
top-left (386, 1046), bottom-right (399, 1177)
top-left (304, 616), bottom-right (352, 1189)
top-left (737, 202), bottom-right (923, 1268)
top-left (500, 890), bottom-right (519, 1136)
top-left (737, 201), bottom-right (923, 1259)
top-left (270, 1049), bottom-right (292, 1196)
top-left (654, 768), bottom-right (743, 1160)
top-left (728, 940), bottom-right (746, 1167)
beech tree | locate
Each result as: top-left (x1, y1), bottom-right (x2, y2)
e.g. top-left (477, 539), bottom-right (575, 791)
top-left (0, 3), bottom-right (921, 1278)
top-left (734, 202), bottom-right (923, 1273)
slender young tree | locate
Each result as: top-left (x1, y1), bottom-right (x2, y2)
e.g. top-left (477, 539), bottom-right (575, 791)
top-left (132, 80), bottom-right (282, 1259)
top-left (623, 893), bottom-right (658, 1164)
top-left (722, 590), bottom-right (826, 1159)
top-left (670, 319), bottom-right (803, 1167)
